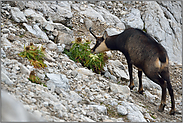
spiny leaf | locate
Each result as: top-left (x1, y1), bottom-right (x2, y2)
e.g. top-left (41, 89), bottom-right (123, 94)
top-left (63, 38), bottom-right (109, 73)
top-left (19, 43), bottom-right (47, 69)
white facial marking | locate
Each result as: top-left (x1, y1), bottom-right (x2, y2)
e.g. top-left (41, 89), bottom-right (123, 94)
top-left (95, 41), bottom-right (110, 53)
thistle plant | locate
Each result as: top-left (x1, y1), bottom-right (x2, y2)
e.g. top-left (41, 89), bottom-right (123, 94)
top-left (19, 43), bottom-right (47, 69)
top-left (19, 43), bottom-right (47, 86)
top-left (64, 37), bottom-right (109, 73)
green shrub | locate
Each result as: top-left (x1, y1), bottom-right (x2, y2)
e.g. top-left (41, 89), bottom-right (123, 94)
top-left (18, 43), bottom-right (47, 69)
top-left (19, 43), bottom-right (47, 86)
top-left (64, 37), bottom-right (109, 73)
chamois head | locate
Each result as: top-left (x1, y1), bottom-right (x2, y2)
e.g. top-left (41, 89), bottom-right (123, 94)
top-left (89, 27), bottom-right (109, 53)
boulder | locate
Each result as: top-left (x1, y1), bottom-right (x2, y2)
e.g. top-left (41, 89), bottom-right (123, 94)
top-left (54, 31), bottom-right (74, 45)
top-left (117, 105), bottom-right (128, 115)
top-left (47, 1), bottom-right (73, 25)
top-left (142, 1), bottom-right (182, 65)
top-left (109, 83), bottom-right (130, 97)
top-left (1, 90), bottom-right (44, 122)
top-left (46, 73), bottom-right (70, 91)
top-left (121, 8), bottom-right (144, 29)
top-left (107, 60), bottom-right (129, 80)
top-left (88, 105), bottom-right (107, 115)
top-left (120, 101), bottom-right (147, 122)
top-left (1, 72), bottom-right (14, 85)
top-left (23, 23), bottom-right (49, 40)
top-left (10, 7), bottom-right (27, 23)
top-left (94, 6), bottom-right (125, 29)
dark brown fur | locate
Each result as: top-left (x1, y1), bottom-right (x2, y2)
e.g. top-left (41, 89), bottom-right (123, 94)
top-left (90, 27), bottom-right (175, 115)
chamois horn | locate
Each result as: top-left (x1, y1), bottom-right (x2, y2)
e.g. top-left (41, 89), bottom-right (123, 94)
top-left (89, 27), bottom-right (97, 39)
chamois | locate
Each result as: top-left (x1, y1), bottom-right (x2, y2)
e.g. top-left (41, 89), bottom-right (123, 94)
top-left (89, 27), bottom-right (175, 115)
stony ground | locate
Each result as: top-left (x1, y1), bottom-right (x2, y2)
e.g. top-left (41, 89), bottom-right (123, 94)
top-left (1, 1), bottom-right (182, 122)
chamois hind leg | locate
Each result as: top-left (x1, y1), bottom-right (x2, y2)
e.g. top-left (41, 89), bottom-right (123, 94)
top-left (160, 70), bottom-right (175, 115)
top-left (144, 71), bottom-right (167, 112)
top-left (127, 59), bottom-right (134, 90)
top-left (138, 69), bottom-right (143, 94)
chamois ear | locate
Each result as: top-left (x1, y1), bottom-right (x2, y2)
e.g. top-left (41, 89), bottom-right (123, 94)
top-left (103, 31), bottom-right (108, 40)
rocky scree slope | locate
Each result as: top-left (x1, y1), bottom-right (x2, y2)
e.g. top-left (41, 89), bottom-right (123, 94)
top-left (1, 1), bottom-right (182, 122)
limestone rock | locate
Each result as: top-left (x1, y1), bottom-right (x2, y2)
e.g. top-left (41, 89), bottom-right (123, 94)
top-left (117, 105), bottom-right (128, 115)
top-left (1, 90), bottom-right (44, 122)
top-left (109, 83), bottom-right (130, 97)
top-left (1, 72), bottom-right (14, 85)
top-left (23, 23), bottom-right (49, 40)
top-left (46, 73), bottom-right (70, 91)
top-left (121, 101), bottom-right (147, 122)
top-left (107, 60), bottom-right (129, 80)
top-left (10, 7), bottom-right (27, 23)
top-left (121, 8), bottom-right (143, 29)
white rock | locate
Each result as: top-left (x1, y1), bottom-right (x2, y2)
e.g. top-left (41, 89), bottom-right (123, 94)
top-left (46, 42), bottom-right (57, 51)
top-left (84, 18), bottom-right (93, 30)
top-left (158, 1), bottom-right (182, 24)
top-left (52, 30), bottom-right (58, 36)
top-left (9, 27), bottom-right (17, 33)
top-left (1, 28), bottom-right (10, 34)
top-left (107, 60), bottom-right (129, 80)
top-left (1, 90), bottom-right (44, 122)
top-left (109, 83), bottom-right (130, 97)
top-left (56, 44), bottom-right (65, 53)
top-left (142, 77), bottom-right (161, 90)
top-left (42, 50), bottom-right (55, 62)
top-left (23, 23), bottom-right (49, 40)
top-left (105, 28), bottom-right (121, 36)
top-left (20, 64), bottom-right (30, 75)
top-left (54, 102), bottom-right (67, 112)
top-left (69, 91), bottom-right (82, 102)
top-left (94, 6), bottom-right (125, 28)
top-left (33, 110), bottom-right (42, 118)
top-left (1, 48), bottom-right (6, 58)
top-left (88, 105), bottom-right (107, 115)
top-left (81, 115), bottom-right (96, 122)
top-left (78, 5), bottom-right (105, 22)
top-left (1, 72), bottom-right (14, 85)
top-left (144, 90), bottom-right (158, 103)
top-left (104, 71), bottom-right (117, 81)
top-left (24, 9), bottom-right (36, 16)
top-left (76, 68), bottom-right (95, 76)
top-left (45, 22), bottom-right (54, 31)
top-left (142, 1), bottom-right (182, 65)
top-left (117, 105), bottom-right (128, 115)
top-left (55, 31), bottom-right (74, 45)
top-left (121, 101), bottom-right (147, 122)
top-left (46, 73), bottom-right (70, 91)
top-left (43, 102), bottom-right (49, 107)
top-left (48, 1), bottom-right (72, 25)
top-left (1, 35), bottom-right (12, 47)
top-left (10, 7), bottom-right (28, 23)
top-left (121, 8), bottom-right (144, 29)
top-left (53, 23), bottom-right (73, 34)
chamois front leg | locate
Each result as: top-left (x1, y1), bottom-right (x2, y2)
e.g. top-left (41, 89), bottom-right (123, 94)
top-left (127, 60), bottom-right (134, 90)
top-left (138, 69), bottom-right (143, 94)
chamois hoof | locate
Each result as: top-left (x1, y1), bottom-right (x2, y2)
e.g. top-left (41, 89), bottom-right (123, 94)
top-left (138, 90), bottom-right (144, 95)
top-left (169, 109), bottom-right (175, 115)
top-left (158, 104), bottom-right (166, 112)
top-left (128, 85), bottom-right (135, 90)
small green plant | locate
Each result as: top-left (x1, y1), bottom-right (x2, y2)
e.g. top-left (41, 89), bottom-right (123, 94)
top-left (150, 115), bottom-right (156, 119)
top-left (19, 34), bottom-right (24, 38)
top-left (19, 43), bottom-right (47, 87)
top-left (19, 43), bottom-right (47, 69)
top-left (28, 70), bottom-right (47, 87)
top-left (64, 37), bottom-right (109, 73)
